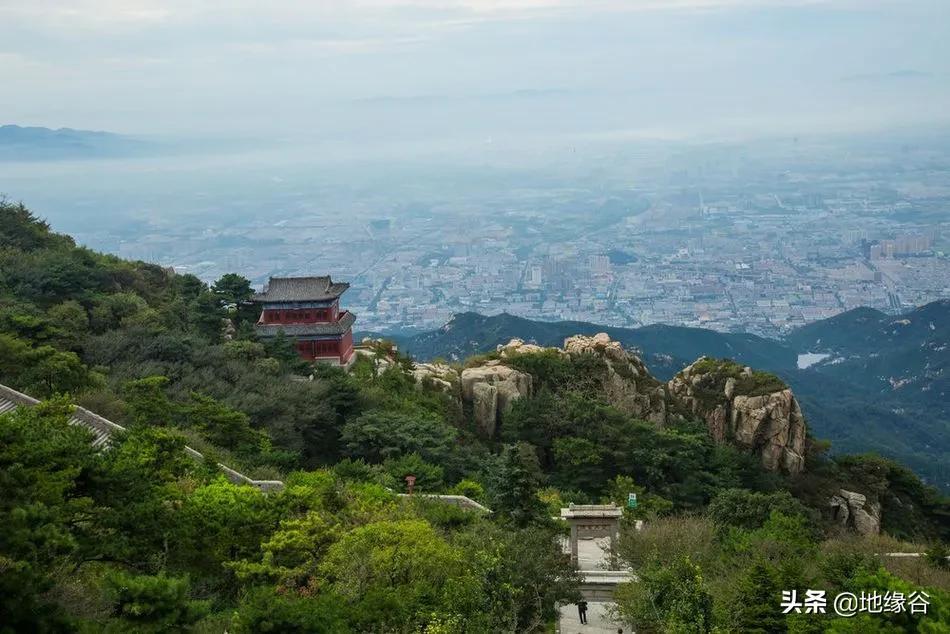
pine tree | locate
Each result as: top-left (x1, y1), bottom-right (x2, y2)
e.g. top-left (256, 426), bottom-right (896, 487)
top-left (732, 560), bottom-right (786, 633)
top-left (492, 442), bottom-right (546, 527)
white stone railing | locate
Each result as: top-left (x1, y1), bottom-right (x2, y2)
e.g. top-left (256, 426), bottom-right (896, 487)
top-left (396, 493), bottom-right (491, 513)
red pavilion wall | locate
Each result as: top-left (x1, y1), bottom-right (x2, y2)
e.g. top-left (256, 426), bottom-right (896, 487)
top-left (294, 336), bottom-right (353, 364)
top-left (261, 304), bottom-right (337, 325)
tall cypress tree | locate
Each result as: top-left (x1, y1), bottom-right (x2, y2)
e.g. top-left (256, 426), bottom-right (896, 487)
top-left (732, 560), bottom-right (787, 633)
top-left (492, 442), bottom-right (546, 527)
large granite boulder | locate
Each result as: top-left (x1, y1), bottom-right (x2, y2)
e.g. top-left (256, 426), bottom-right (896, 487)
top-left (460, 362), bottom-right (533, 437)
top-left (497, 338), bottom-right (553, 358)
top-left (732, 391), bottom-right (807, 474)
top-left (830, 489), bottom-right (881, 536)
top-left (411, 362), bottom-right (458, 393)
top-left (668, 357), bottom-right (807, 475)
top-left (411, 358), bottom-right (532, 437)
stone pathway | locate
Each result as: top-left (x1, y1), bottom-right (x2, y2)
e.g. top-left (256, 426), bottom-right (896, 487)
top-left (558, 602), bottom-right (629, 634)
top-left (558, 537), bottom-right (633, 633)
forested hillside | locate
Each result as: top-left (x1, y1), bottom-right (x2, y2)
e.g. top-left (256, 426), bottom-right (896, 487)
top-left (787, 300), bottom-right (949, 419)
top-left (2, 200), bottom-right (949, 632)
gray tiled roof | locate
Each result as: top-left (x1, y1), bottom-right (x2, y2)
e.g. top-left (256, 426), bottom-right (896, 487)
top-left (0, 383), bottom-right (283, 492)
top-left (255, 311), bottom-right (356, 337)
top-left (252, 276), bottom-right (350, 302)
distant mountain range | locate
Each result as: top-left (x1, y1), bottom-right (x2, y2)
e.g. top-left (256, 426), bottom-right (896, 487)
top-left (379, 311), bottom-right (797, 376)
top-left (0, 124), bottom-right (151, 160)
top-left (367, 300), bottom-right (950, 489)
top-left (786, 301), bottom-right (949, 413)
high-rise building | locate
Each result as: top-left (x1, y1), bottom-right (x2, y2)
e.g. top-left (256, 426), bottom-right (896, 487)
top-left (526, 265), bottom-right (543, 288)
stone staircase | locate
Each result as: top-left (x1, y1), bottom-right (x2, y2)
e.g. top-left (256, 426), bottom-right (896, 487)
top-left (0, 383), bottom-right (284, 492)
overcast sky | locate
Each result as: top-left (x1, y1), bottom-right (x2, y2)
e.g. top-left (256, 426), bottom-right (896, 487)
top-left (3, 0), bottom-right (949, 141)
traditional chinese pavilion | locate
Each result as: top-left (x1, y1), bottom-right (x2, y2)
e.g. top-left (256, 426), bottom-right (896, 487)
top-left (252, 276), bottom-right (356, 366)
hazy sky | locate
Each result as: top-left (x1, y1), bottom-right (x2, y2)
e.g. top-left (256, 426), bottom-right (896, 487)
top-left (3, 0), bottom-right (949, 141)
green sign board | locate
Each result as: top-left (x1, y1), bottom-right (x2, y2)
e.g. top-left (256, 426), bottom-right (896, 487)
top-left (627, 493), bottom-right (638, 509)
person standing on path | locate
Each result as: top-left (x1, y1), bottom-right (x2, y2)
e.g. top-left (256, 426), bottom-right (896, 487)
top-left (577, 600), bottom-right (588, 624)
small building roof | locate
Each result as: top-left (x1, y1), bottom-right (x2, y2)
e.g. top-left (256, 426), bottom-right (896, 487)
top-left (560, 503), bottom-right (623, 519)
top-left (255, 311), bottom-right (356, 337)
top-left (252, 276), bottom-right (350, 303)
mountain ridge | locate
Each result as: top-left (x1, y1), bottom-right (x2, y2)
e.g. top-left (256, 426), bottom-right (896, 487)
top-left (366, 301), bottom-right (950, 489)
top-left (374, 310), bottom-right (798, 378)
top-left (0, 124), bottom-right (151, 160)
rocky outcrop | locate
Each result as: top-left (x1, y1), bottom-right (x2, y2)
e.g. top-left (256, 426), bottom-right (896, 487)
top-left (668, 358), bottom-right (807, 475)
top-left (497, 338), bottom-right (552, 358)
top-left (830, 489), bottom-right (881, 536)
top-left (411, 362), bottom-right (458, 393)
top-left (411, 336), bottom-right (810, 476)
top-left (411, 357), bottom-right (533, 437)
top-left (732, 391), bottom-right (806, 474)
top-left (460, 362), bottom-right (533, 437)
top-left (563, 332), bottom-right (628, 361)
top-left (562, 334), bottom-right (668, 425)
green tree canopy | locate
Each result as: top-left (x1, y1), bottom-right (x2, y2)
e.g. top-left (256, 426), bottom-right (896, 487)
top-left (211, 273), bottom-right (254, 307)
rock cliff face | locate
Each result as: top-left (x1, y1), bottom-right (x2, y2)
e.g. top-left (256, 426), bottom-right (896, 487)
top-left (830, 489), bottom-right (882, 536)
top-left (560, 334), bottom-right (668, 425)
top-left (460, 362), bottom-right (533, 437)
top-left (668, 358), bottom-right (807, 475)
top-left (412, 334), bottom-right (808, 476)
top-left (411, 358), bottom-right (533, 437)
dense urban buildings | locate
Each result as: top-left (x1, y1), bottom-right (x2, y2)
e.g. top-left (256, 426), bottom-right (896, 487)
top-left (73, 136), bottom-right (950, 338)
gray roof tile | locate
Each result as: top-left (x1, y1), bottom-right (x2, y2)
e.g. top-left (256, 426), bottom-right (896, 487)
top-left (255, 311), bottom-right (356, 337)
top-left (252, 276), bottom-right (350, 302)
